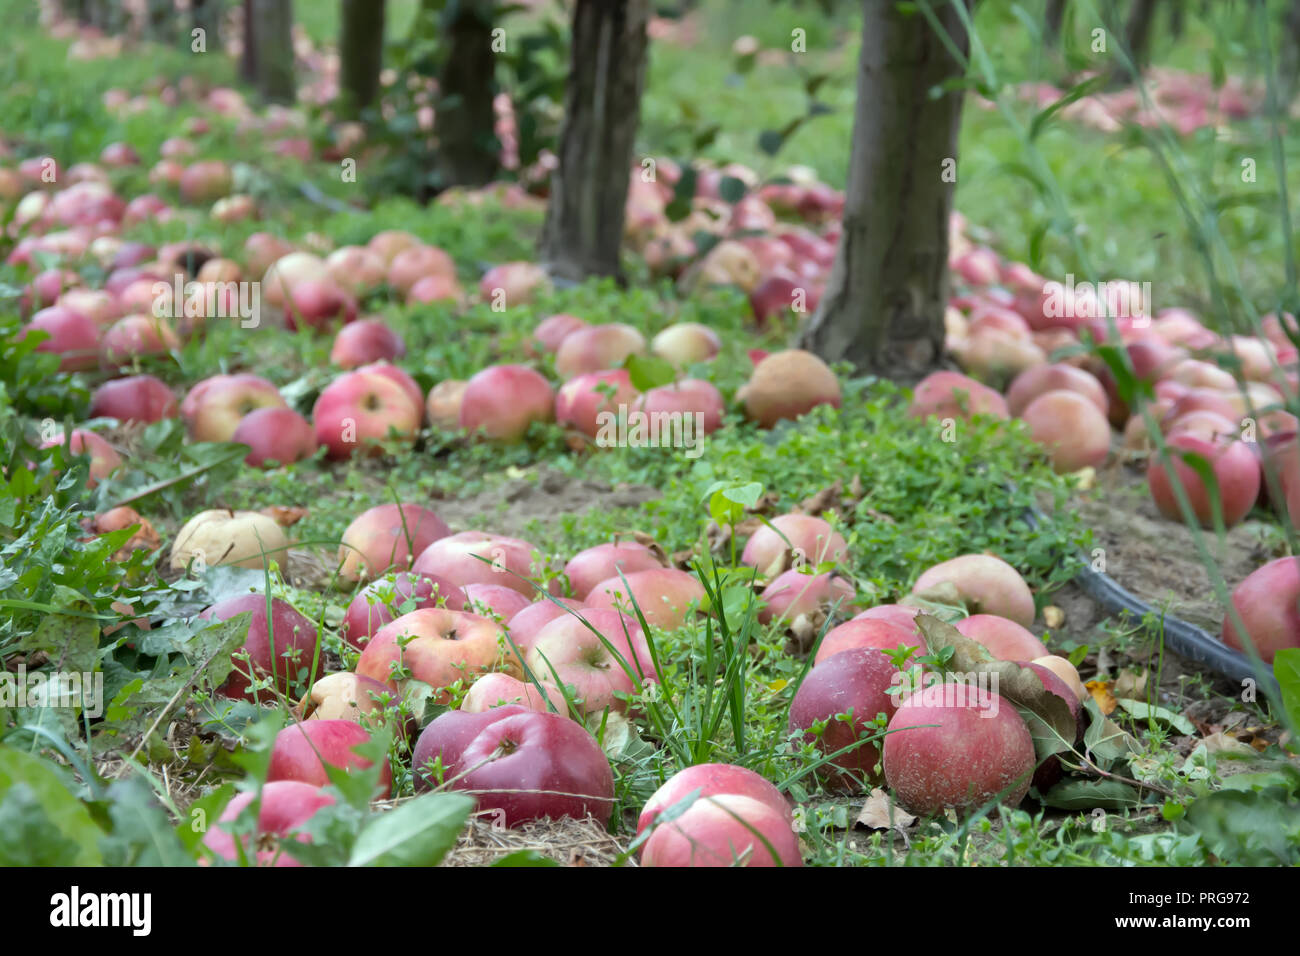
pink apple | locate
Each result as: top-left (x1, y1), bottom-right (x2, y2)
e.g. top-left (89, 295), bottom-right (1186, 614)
top-left (758, 569), bottom-right (855, 625)
top-left (650, 323), bottom-right (721, 366)
top-left (554, 323), bottom-right (647, 378)
top-left (790, 646), bottom-right (900, 785)
top-left (634, 378), bottom-right (725, 434)
top-left (413, 531), bottom-right (543, 596)
top-left (89, 375), bottom-right (178, 423)
top-left (24, 305), bottom-right (99, 371)
top-left (525, 609), bottom-right (657, 714)
top-left (640, 793), bottom-right (802, 867)
top-left (183, 373), bottom-right (287, 443)
top-left (583, 567), bottom-right (705, 630)
top-left (284, 278), bottom-right (357, 332)
top-left (324, 246), bottom-right (388, 297)
top-left (506, 597), bottom-right (583, 655)
top-left (742, 514), bottom-right (849, 576)
top-left (815, 619), bottom-right (921, 665)
top-left (329, 318), bottom-right (406, 368)
top-left (462, 673), bottom-right (567, 715)
top-left (1222, 557), bottom-right (1300, 664)
top-left (99, 314), bottom-right (179, 368)
top-left (478, 261), bottom-right (548, 306)
top-left (340, 571), bottom-right (466, 648)
top-left (355, 608), bottom-right (513, 703)
top-left (337, 503), bottom-right (452, 583)
top-left (200, 594), bottom-right (321, 702)
top-left (555, 369), bottom-right (641, 438)
top-left (564, 542), bottom-right (662, 601)
top-left (954, 614), bottom-right (1049, 661)
top-left (911, 554), bottom-right (1035, 628)
top-left (40, 429), bottom-right (123, 487)
top-left (312, 369), bottom-right (421, 459)
top-left (387, 244), bottom-right (456, 298)
top-left (458, 364), bottom-right (555, 441)
top-left (202, 781), bottom-right (334, 867)
top-left (637, 764), bottom-right (793, 837)
top-left (267, 720), bottom-right (392, 797)
top-left (231, 407), bottom-right (318, 467)
top-left (462, 583), bottom-right (533, 622)
top-left (530, 313), bottom-right (587, 355)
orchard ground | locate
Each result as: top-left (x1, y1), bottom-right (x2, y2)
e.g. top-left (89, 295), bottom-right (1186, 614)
top-left (2, 0), bottom-right (1299, 868)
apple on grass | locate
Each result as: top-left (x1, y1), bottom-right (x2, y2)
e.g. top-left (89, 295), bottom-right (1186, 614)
top-left (89, 375), bottom-right (178, 424)
top-left (341, 571), bottom-right (466, 648)
top-left (525, 609), bottom-right (658, 714)
top-left (814, 619), bottom-right (920, 665)
top-left (910, 554), bottom-right (1036, 628)
top-left (742, 513), bottom-right (848, 576)
top-left (563, 541), bottom-right (663, 601)
top-left (24, 305), bottom-right (99, 371)
top-left (299, 672), bottom-right (401, 726)
top-left (337, 503), bottom-right (451, 583)
top-left (40, 429), bottom-right (123, 487)
top-left (231, 407), bottom-right (317, 467)
top-left (462, 583), bottom-right (533, 622)
top-left (203, 781), bottom-right (334, 867)
top-left (330, 318), bottom-right (405, 368)
top-left (200, 594), bottom-right (321, 702)
top-left (758, 569), bottom-right (855, 625)
top-left (355, 608), bottom-right (514, 704)
top-left (583, 567), bottom-right (705, 631)
top-left (413, 530), bottom-right (543, 596)
top-left (412, 707), bottom-right (614, 827)
top-left (505, 597), bottom-right (583, 655)
top-left (268, 719), bottom-right (392, 797)
top-left (637, 764), bottom-right (793, 838)
top-left (458, 364), bottom-right (555, 441)
top-left (640, 794), bottom-right (802, 867)
top-left (182, 373), bottom-right (287, 443)
top-left (954, 614), bottom-right (1049, 662)
top-left (789, 648), bottom-right (900, 788)
top-left (312, 369), bottom-right (421, 460)
top-left (461, 673), bottom-right (568, 715)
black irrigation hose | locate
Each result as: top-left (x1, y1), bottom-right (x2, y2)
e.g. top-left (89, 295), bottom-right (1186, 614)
top-left (1024, 509), bottom-right (1281, 699)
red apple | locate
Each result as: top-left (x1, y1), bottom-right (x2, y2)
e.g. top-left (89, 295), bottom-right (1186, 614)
top-left (815, 619), bottom-right (920, 665)
top-left (231, 407), bottom-right (317, 467)
top-left (89, 375), bottom-right (178, 423)
top-left (555, 369), bottom-right (641, 438)
top-left (183, 373), bottom-right (286, 443)
top-left (954, 614), bottom-right (1049, 661)
top-left (758, 569), bottom-right (855, 625)
top-left (337, 503), bottom-right (451, 583)
top-left (312, 369), bottom-right (421, 460)
top-left (742, 514), bottom-right (848, 577)
top-left (200, 594), bottom-right (322, 702)
top-left (554, 323), bottom-right (647, 378)
top-left (412, 531), bottom-right (542, 596)
top-left (1222, 557), bottom-right (1300, 664)
top-left (563, 541), bottom-right (662, 601)
top-left (341, 571), bottom-right (465, 647)
top-left (525, 609), bottom-right (657, 714)
top-left (583, 567), bottom-right (704, 630)
top-left (330, 318), bottom-right (406, 368)
top-left (1147, 432), bottom-right (1260, 528)
top-left (462, 673), bottom-right (567, 715)
top-left (640, 793), bottom-right (802, 867)
top-left (202, 781), bottom-right (335, 867)
top-left (458, 364), bottom-right (555, 441)
top-left (24, 305), bottom-right (99, 371)
top-left (789, 647), bottom-right (900, 786)
top-left (355, 608), bottom-right (512, 702)
top-left (267, 720), bottom-right (392, 797)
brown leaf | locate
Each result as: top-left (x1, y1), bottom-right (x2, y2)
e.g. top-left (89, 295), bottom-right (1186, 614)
top-left (259, 505), bottom-right (308, 528)
top-left (627, 532), bottom-right (670, 567)
top-left (1112, 669), bottom-right (1148, 701)
top-left (914, 614), bottom-right (1078, 756)
top-left (1042, 605), bottom-right (1065, 629)
top-left (1086, 680), bottom-right (1119, 715)
top-left (856, 788), bottom-right (916, 830)
top-left (798, 481), bottom-right (842, 516)
top-left (1200, 731), bottom-right (1255, 756)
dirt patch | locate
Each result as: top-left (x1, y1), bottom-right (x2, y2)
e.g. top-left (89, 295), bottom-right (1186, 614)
top-left (1075, 458), bottom-right (1280, 636)
top-left (432, 466), bottom-right (662, 539)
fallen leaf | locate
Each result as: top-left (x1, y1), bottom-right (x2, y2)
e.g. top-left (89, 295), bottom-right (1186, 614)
top-left (1112, 669), bottom-right (1148, 701)
top-left (856, 788), bottom-right (916, 830)
top-left (259, 505), bottom-right (308, 527)
top-left (1043, 605), bottom-right (1065, 629)
top-left (1086, 680), bottom-right (1118, 715)
top-left (799, 481), bottom-right (842, 516)
top-left (1201, 731), bottom-right (1255, 756)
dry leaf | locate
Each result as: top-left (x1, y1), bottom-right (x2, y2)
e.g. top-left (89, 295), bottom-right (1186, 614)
top-left (628, 532), bottom-right (670, 567)
top-left (1086, 680), bottom-right (1118, 715)
top-left (1112, 669), bottom-right (1148, 701)
top-left (798, 481), bottom-right (842, 516)
top-left (856, 788), bottom-right (916, 830)
top-left (1200, 732), bottom-right (1255, 756)
top-left (1043, 605), bottom-right (1065, 629)
top-left (259, 505), bottom-right (308, 527)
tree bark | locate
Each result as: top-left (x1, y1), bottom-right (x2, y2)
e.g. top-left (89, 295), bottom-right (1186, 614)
top-left (147, 0), bottom-right (175, 43)
top-left (1045, 0), bottom-right (1067, 45)
top-left (240, 0), bottom-right (258, 83)
top-left (433, 0), bottom-right (499, 189)
top-left (339, 0), bottom-right (386, 116)
top-left (251, 0), bottom-right (296, 103)
top-left (539, 0), bottom-right (651, 281)
top-left (797, 0), bottom-right (969, 378)
top-left (192, 0), bottom-right (222, 50)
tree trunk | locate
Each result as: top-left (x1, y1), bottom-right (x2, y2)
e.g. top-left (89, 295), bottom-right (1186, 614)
top-left (797, 0), bottom-right (970, 378)
top-left (252, 0), bottom-right (295, 103)
top-left (240, 0), bottom-right (258, 83)
top-left (1045, 0), bottom-right (1067, 45)
top-left (433, 0), bottom-right (500, 189)
top-left (339, 0), bottom-right (386, 116)
top-left (1121, 0), bottom-right (1158, 78)
top-left (1167, 0), bottom-right (1183, 39)
top-left (1281, 0), bottom-right (1300, 103)
top-left (147, 0), bottom-right (175, 43)
top-left (539, 0), bottom-right (651, 281)
top-left (193, 0), bottom-right (222, 50)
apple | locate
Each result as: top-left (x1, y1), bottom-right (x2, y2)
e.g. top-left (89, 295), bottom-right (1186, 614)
top-left (462, 673), bottom-right (567, 715)
top-left (197, 258), bottom-right (242, 283)
top-left (635, 378), bottom-right (725, 435)
top-left (789, 647), bottom-right (900, 786)
top-left (413, 531), bottom-right (543, 596)
top-left (100, 142), bottom-right (140, 167)
top-left (1006, 363), bottom-right (1108, 417)
top-left (40, 429), bottom-right (123, 487)
top-left (179, 160), bottom-right (232, 204)
top-left (1222, 557), bottom-right (1300, 664)
top-left (530, 313), bottom-right (587, 355)
top-left (909, 370), bottom-right (1009, 421)
top-left (355, 608), bottom-right (513, 702)
top-left (742, 514), bottom-right (848, 577)
top-left (441, 709), bottom-right (615, 826)
top-left (458, 364), bottom-right (555, 441)
top-left (330, 318), bottom-right (406, 368)
top-left (407, 274), bottom-right (462, 304)
top-left (583, 567), bottom-right (704, 630)
top-left (212, 194), bottom-right (257, 224)
top-left (284, 278), bottom-right (357, 332)
top-left (525, 609), bottom-right (657, 714)
top-left (324, 246), bottom-right (388, 297)
top-left (478, 261), bottom-right (548, 307)
top-left (200, 594), bottom-right (321, 702)
top-left (99, 314), bottom-right (179, 368)
top-left (739, 350), bottom-right (841, 427)
top-left (244, 233), bottom-right (296, 277)
top-left (411, 705), bottom-right (531, 790)
top-left (640, 793), bottom-right (802, 867)
top-left (748, 272), bottom-right (812, 324)
top-left (262, 252), bottom-right (328, 310)
top-left (954, 614), bottom-right (1049, 661)
top-left (202, 781), bottom-right (335, 867)
top-left (356, 361), bottom-right (423, 417)
top-left (911, 554), bottom-right (1035, 628)
top-left (1147, 432), bottom-right (1260, 528)
top-left (267, 720), bottom-right (392, 797)
top-left (366, 230), bottom-right (422, 265)
top-left (231, 407), bottom-right (318, 467)
top-left (555, 369), bottom-right (641, 438)
top-left (758, 569), bottom-right (855, 625)
top-left (426, 379), bottom-right (468, 429)
top-left (815, 619), bottom-right (920, 665)
top-left (563, 541), bottom-right (662, 600)
top-left (852, 604), bottom-right (923, 631)
top-left (29, 268), bottom-right (81, 309)
top-left (299, 672), bottom-right (402, 728)
top-left (387, 244), bottom-right (456, 298)
top-left (89, 375), bottom-right (178, 423)
top-left (554, 323), bottom-right (647, 378)
top-left (637, 764), bottom-right (792, 838)
top-left (651, 322), bottom-right (720, 366)
top-left (337, 503), bottom-right (451, 583)
top-left (341, 570), bottom-right (465, 648)
top-left (883, 683), bottom-right (1035, 816)
top-left (1020, 390), bottom-right (1113, 473)
top-left (183, 373), bottom-right (287, 443)
top-left (462, 584), bottom-right (534, 622)
top-left (312, 369), bottom-right (421, 460)
top-left (505, 597), bottom-right (583, 655)
top-left (24, 305), bottom-right (99, 371)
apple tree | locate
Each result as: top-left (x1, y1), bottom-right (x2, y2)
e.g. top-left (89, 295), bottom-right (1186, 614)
top-left (539, 0), bottom-right (652, 281)
top-left (244, 0), bottom-right (296, 104)
top-left (798, 0), bottom-right (971, 377)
